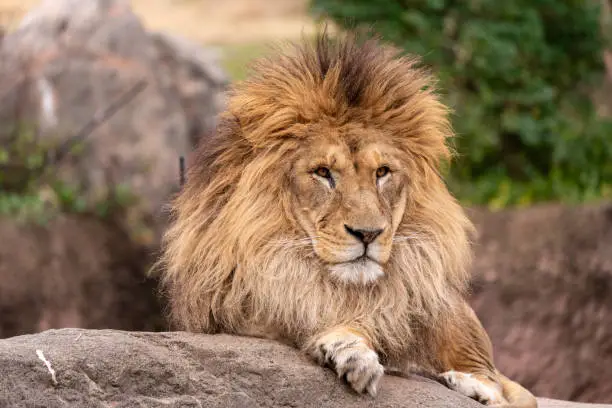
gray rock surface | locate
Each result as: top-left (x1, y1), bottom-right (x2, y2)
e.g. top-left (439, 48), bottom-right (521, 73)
top-left (0, 329), bottom-right (610, 408)
top-left (0, 0), bottom-right (227, 240)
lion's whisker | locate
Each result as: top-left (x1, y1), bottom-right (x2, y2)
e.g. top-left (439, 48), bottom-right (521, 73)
top-left (270, 237), bottom-right (316, 244)
top-left (392, 234), bottom-right (431, 242)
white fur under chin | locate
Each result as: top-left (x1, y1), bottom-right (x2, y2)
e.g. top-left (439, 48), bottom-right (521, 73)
top-left (329, 259), bottom-right (384, 284)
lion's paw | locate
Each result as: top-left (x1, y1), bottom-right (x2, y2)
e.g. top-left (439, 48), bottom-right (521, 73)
top-left (313, 334), bottom-right (384, 396)
top-left (440, 370), bottom-right (506, 406)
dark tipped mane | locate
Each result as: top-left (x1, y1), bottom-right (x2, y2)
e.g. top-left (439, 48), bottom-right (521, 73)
top-left (310, 30), bottom-right (383, 107)
top-left (225, 28), bottom-right (451, 165)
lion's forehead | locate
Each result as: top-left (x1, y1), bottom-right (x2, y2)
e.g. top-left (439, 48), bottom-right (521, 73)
top-left (298, 137), bottom-right (403, 172)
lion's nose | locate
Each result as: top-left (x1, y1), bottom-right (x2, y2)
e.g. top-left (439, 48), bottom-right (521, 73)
top-left (344, 225), bottom-right (384, 245)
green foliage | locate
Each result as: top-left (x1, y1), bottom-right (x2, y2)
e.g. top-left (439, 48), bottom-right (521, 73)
top-left (311, 0), bottom-right (612, 207)
top-left (0, 122), bottom-right (136, 224)
top-left (220, 42), bottom-right (272, 81)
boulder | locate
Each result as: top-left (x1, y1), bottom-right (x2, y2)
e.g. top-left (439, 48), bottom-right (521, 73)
top-left (468, 202), bottom-right (612, 403)
top-left (0, 0), bottom-right (226, 341)
top-left (0, 0), bottom-right (227, 242)
top-left (0, 329), bottom-right (609, 408)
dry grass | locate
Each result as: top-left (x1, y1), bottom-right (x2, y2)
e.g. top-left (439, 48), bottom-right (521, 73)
top-left (130, 0), bottom-right (319, 46)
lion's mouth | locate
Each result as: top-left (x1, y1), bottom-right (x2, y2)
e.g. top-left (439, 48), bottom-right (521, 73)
top-left (332, 253), bottom-right (380, 266)
top-left (349, 254), bottom-right (379, 265)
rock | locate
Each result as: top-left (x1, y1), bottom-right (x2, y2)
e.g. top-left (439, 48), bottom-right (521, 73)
top-left (0, 216), bottom-right (164, 339)
top-left (539, 400), bottom-right (611, 408)
top-left (0, 329), bottom-right (609, 408)
top-left (468, 202), bottom-right (612, 403)
top-left (0, 0), bottom-right (227, 242)
top-left (150, 31), bottom-right (227, 148)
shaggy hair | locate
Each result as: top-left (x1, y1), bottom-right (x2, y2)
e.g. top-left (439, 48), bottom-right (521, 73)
top-left (158, 31), bottom-right (474, 367)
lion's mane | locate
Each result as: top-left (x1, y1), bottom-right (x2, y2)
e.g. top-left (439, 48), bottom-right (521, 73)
top-left (159, 31), bottom-right (474, 364)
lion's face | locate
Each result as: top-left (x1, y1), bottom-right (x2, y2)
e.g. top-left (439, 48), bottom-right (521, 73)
top-left (160, 33), bottom-right (475, 336)
top-left (290, 126), bottom-right (408, 284)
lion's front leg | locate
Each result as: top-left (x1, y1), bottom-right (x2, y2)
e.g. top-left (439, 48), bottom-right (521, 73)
top-left (436, 303), bottom-right (538, 408)
top-left (305, 326), bottom-right (384, 396)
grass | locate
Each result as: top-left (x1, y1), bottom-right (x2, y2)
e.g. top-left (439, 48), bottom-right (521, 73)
top-left (218, 32), bottom-right (326, 81)
top-left (219, 42), bottom-right (273, 82)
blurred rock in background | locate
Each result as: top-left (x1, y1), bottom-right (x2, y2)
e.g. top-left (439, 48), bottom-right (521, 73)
top-left (0, 216), bottom-right (164, 338)
top-left (0, 0), bottom-right (227, 244)
top-left (0, 0), bottom-right (227, 338)
top-left (469, 203), bottom-right (612, 403)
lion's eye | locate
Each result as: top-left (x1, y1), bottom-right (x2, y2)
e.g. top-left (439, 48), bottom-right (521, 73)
top-left (313, 166), bottom-right (335, 188)
top-left (376, 166), bottom-right (390, 178)
top-left (315, 167), bottom-right (331, 179)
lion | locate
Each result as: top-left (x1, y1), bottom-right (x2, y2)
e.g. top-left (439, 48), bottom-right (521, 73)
top-left (157, 31), bottom-right (537, 408)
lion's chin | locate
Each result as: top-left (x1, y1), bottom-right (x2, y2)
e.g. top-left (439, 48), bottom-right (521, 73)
top-left (328, 258), bottom-right (384, 285)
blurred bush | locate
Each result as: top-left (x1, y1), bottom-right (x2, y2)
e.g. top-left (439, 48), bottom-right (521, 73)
top-left (311, 0), bottom-right (612, 208)
top-left (0, 120), bottom-right (136, 225)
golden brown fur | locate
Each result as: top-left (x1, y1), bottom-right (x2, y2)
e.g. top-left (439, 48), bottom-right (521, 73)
top-left (157, 31), bottom-right (537, 407)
